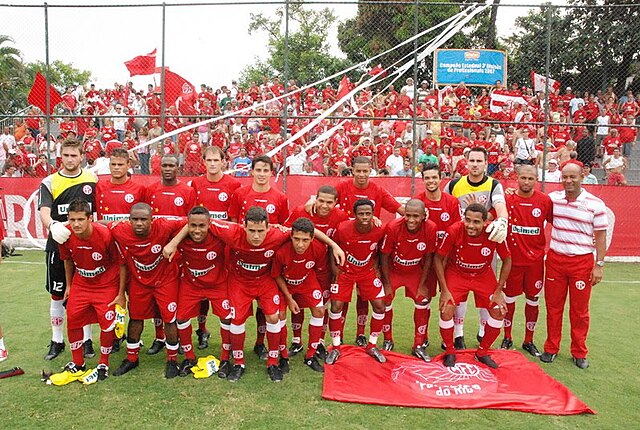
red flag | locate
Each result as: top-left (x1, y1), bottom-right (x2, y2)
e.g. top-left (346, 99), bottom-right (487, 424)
top-left (530, 70), bottom-right (560, 93)
top-left (27, 72), bottom-right (63, 115)
top-left (489, 91), bottom-right (528, 113)
top-left (124, 49), bottom-right (157, 77)
top-left (164, 70), bottom-right (196, 105)
top-left (368, 64), bottom-right (387, 78)
top-left (323, 346), bottom-right (594, 415)
top-left (337, 75), bottom-right (352, 101)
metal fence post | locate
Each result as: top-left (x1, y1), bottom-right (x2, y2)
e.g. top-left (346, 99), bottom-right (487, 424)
top-left (160, 2), bottom-right (166, 138)
top-left (282, 0), bottom-right (290, 192)
top-left (541, 2), bottom-right (552, 191)
top-left (410, 0), bottom-right (419, 197)
top-left (44, 2), bottom-right (51, 175)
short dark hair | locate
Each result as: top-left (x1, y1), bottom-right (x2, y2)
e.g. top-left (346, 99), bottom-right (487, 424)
top-left (131, 202), bottom-right (152, 216)
top-left (465, 203), bottom-right (488, 221)
top-left (353, 198), bottom-right (374, 214)
top-left (245, 206), bottom-right (268, 225)
top-left (68, 199), bottom-right (92, 216)
top-left (189, 206), bottom-right (210, 218)
top-left (467, 147), bottom-right (487, 160)
top-left (61, 137), bottom-right (84, 154)
top-left (291, 217), bottom-right (315, 237)
top-left (203, 146), bottom-right (225, 160)
top-left (110, 148), bottom-right (129, 159)
top-left (352, 156), bottom-right (371, 167)
top-left (316, 185), bottom-right (338, 199)
top-left (252, 155), bottom-right (273, 171)
top-left (161, 154), bottom-right (179, 165)
top-left (421, 162), bottom-right (440, 176)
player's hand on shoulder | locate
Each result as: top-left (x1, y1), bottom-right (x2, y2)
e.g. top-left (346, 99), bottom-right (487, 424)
top-left (504, 187), bottom-right (516, 195)
top-left (49, 220), bottom-right (71, 244)
top-left (163, 243), bottom-right (178, 262)
top-left (486, 217), bottom-right (508, 243)
top-left (372, 216), bottom-right (382, 228)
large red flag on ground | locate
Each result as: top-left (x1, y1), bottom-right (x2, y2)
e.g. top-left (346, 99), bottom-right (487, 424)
top-left (531, 70), bottom-right (561, 93)
top-left (164, 70), bottom-right (196, 105)
top-left (124, 49), bottom-right (157, 77)
top-left (323, 346), bottom-right (594, 415)
top-left (27, 72), bottom-right (63, 115)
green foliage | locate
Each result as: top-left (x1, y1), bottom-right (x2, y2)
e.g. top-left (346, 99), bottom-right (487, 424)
top-left (26, 60), bottom-right (92, 90)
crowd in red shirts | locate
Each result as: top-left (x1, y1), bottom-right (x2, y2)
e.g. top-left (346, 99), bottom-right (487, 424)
top-left (1, 76), bottom-right (637, 184)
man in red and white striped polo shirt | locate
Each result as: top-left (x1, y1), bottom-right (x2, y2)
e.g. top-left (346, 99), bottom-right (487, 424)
top-left (540, 160), bottom-right (608, 369)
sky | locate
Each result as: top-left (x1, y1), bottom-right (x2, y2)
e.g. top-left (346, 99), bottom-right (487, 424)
top-left (0, 1), bottom-right (561, 91)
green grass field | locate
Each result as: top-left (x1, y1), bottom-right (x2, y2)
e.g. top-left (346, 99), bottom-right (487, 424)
top-left (0, 250), bottom-right (639, 429)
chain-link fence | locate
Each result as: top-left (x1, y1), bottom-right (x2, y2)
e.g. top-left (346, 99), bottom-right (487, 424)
top-left (0, 1), bottom-right (638, 187)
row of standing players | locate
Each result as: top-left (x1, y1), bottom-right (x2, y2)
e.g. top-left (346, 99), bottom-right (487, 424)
top-left (38, 140), bottom-right (607, 384)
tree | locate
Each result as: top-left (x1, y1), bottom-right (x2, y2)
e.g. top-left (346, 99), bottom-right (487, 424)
top-left (0, 35), bottom-right (28, 114)
top-left (26, 60), bottom-right (92, 91)
top-left (239, 0), bottom-right (352, 87)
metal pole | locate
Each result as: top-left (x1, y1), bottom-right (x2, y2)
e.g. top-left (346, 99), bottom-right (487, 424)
top-left (44, 2), bottom-right (51, 175)
top-left (541, 2), bottom-right (551, 191)
top-left (160, 2), bottom-right (166, 139)
top-left (282, 0), bottom-right (290, 192)
top-left (410, 0), bottom-right (419, 196)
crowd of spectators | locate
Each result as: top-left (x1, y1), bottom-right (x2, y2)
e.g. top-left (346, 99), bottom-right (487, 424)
top-left (0, 76), bottom-right (637, 186)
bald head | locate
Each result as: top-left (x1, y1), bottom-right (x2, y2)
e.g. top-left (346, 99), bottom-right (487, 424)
top-left (131, 202), bottom-right (152, 216)
top-left (405, 198), bottom-right (426, 213)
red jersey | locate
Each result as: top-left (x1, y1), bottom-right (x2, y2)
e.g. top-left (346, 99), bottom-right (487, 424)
top-left (505, 191), bottom-right (553, 265)
top-left (228, 185), bottom-right (289, 224)
top-left (147, 181), bottom-right (197, 217)
top-left (83, 139), bottom-right (102, 162)
top-left (332, 220), bottom-right (385, 276)
top-left (285, 205), bottom-right (348, 237)
top-left (95, 178), bottom-right (147, 221)
top-left (111, 218), bottom-right (185, 287)
top-left (335, 179), bottom-right (400, 218)
top-left (177, 225), bottom-right (227, 288)
top-left (271, 239), bottom-right (327, 287)
top-left (189, 174), bottom-right (241, 220)
top-left (438, 221), bottom-right (510, 277)
top-left (414, 191), bottom-right (461, 244)
top-left (380, 217), bottom-right (437, 274)
top-left (58, 223), bottom-right (121, 289)
top-left (209, 221), bottom-right (289, 280)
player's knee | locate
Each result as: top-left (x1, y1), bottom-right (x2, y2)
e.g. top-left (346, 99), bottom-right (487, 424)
top-left (330, 301), bottom-right (344, 313)
top-left (265, 313), bottom-right (279, 325)
top-left (441, 306), bottom-right (455, 320)
top-left (310, 307), bottom-right (324, 318)
top-left (371, 300), bottom-right (385, 314)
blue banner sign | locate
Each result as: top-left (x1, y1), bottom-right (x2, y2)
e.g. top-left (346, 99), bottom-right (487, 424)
top-left (434, 49), bottom-right (507, 86)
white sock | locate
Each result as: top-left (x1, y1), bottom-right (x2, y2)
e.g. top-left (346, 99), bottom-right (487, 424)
top-left (478, 308), bottom-right (490, 337)
top-left (0, 337), bottom-right (5, 350)
top-left (453, 301), bottom-right (467, 338)
top-left (50, 299), bottom-right (65, 343)
top-left (83, 325), bottom-right (93, 342)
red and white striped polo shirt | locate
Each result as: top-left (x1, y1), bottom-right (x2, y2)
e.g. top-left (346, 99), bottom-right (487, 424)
top-left (548, 189), bottom-right (608, 256)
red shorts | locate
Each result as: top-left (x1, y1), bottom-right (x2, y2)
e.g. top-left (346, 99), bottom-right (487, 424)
top-left (387, 269), bottom-right (421, 301)
top-left (608, 172), bottom-right (625, 185)
top-left (331, 271), bottom-right (385, 303)
top-left (504, 261), bottom-right (544, 298)
top-left (228, 275), bottom-right (280, 324)
top-left (67, 285), bottom-right (118, 330)
top-left (316, 270), bottom-right (332, 303)
top-left (445, 270), bottom-right (497, 309)
top-left (177, 280), bottom-right (233, 321)
top-left (128, 277), bottom-right (178, 323)
top-left (285, 277), bottom-right (324, 310)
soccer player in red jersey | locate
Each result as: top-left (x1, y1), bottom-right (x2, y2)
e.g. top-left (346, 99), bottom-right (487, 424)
top-left (228, 155), bottom-right (289, 360)
top-left (326, 199), bottom-right (388, 365)
top-left (188, 146), bottom-right (241, 349)
top-left (501, 165), bottom-right (552, 356)
top-left (435, 204), bottom-right (511, 368)
top-left (95, 148), bottom-right (146, 222)
top-left (379, 199), bottom-right (437, 361)
top-left (173, 207), bottom-right (233, 378)
top-left (272, 217), bottom-right (329, 373)
top-left (110, 203), bottom-right (185, 379)
top-left (52, 199), bottom-right (125, 384)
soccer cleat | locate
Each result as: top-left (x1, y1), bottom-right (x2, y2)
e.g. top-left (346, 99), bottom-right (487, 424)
top-left (267, 364), bottom-right (283, 382)
top-left (179, 358), bottom-right (197, 377)
top-left (573, 357), bottom-right (589, 369)
top-left (47, 362), bottom-right (88, 386)
top-left (147, 339), bottom-right (165, 355)
top-left (253, 343), bottom-right (268, 360)
top-left (288, 342), bottom-right (304, 356)
top-left (227, 365), bottom-right (245, 382)
top-left (0, 348), bottom-right (7, 363)
top-left (367, 347), bottom-right (387, 363)
top-left (278, 357), bottom-right (290, 374)
top-left (522, 342), bottom-right (541, 357)
top-left (217, 360), bottom-right (232, 379)
top-left (196, 329), bottom-right (211, 350)
top-left (440, 341), bottom-right (447, 351)
top-left (315, 344), bottom-right (327, 361)
top-left (355, 335), bottom-right (367, 347)
top-left (454, 336), bottom-right (466, 350)
top-left (96, 364), bottom-right (109, 381)
top-left (165, 360), bottom-right (180, 379)
top-left (475, 353), bottom-right (499, 369)
top-left (412, 346), bottom-right (431, 362)
top-left (443, 354), bottom-right (456, 367)
top-left (381, 340), bottom-right (395, 351)
top-left (113, 359), bottom-right (139, 376)
top-left (304, 356), bottom-right (324, 373)
top-left (500, 338), bottom-right (513, 350)
top-left (325, 349), bottom-right (341, 365)
top-left (44, 341), bottom-right (65, 361)
top-left (112, 336), bottom-right (123, 353)
top-left (83, 340), bottom-right (96, 358)
top-left (422, 339), bottom-right (430, 349)
top-left (539, 352), bottom-right (557, 363)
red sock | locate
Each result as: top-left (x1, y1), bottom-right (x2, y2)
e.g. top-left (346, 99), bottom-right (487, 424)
top-left (478, 317), bottom-right (502, 356)
top-left (220, 323), bottom-right (231, 361)
top-left (503, 297), bottom-right (516, 340)
top-left (126, 340), bottom-right (141, 362)
top-left (291, 311), bottom-right (304, 344)
top-left (356, 297), bottom-right (368, 337)
top-left (153, 318), bottom-right (165, 341)
top-left (341, 302), bottom-right (350, 327)
top-left (266, 322), bottom-right (280, 366)
top-left (68, 327), bottom-right (85, 367)
top-left (366, 312), bottom-right (384, 349)
top-left (439, 318), bottom-right (455, 354)
top-left (321, 312), bottom-right (329, 342)
top-left (383, 305), bottom-right (394, 341)
top-left (413, 303), bottom-right (429, 348)
top-left (230, 324), bottom-right (246, 366)
top-left (306, 316), bottom-right (324, 359)
top-left (524, 299), bottom-right (539, 343)
top-left (255, 308), bottom-right (266, 346)
top-left (99, 330), bottom-right (115, 366)
top-left (328, 310), bottom-right (344, 348)
top-left (177, 321), bottom-right (196, 360)
top-left (166, 342), bottom-right (179, 362)
top-left (198, 300), bottom-right (209, 332)
top-left (279, 320), bottom-right (289, 359)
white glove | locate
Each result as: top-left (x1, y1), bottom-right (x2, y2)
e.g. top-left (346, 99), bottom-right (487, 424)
top-left (486, 217), bottom-right (508, 243)
top-left (49, 221), bottom-right (71, 244)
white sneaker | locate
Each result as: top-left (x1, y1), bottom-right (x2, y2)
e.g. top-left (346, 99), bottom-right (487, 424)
top-left (0, 348), bottom-right (7, 363)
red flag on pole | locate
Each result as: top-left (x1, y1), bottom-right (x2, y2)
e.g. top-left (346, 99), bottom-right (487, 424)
top-left (368, 64), bottom-right (387, 78)
top-left (124, 49), bottom-right (157, 77)
top-left (337, 75), bottom-right (352, 101)
top-left (530, 70), bottom-right (561, 93)
top-left (27, 72), bottom-right (63, 115)
top-left (164, 70), bottom-right (196, 105)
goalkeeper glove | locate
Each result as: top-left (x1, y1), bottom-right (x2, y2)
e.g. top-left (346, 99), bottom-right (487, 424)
top-left (486, 217), bottom-right (508, 243)
top-left (49, 221), bottom-right (71, 244)
top-left (115, 304), bottom-right (127, 339)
